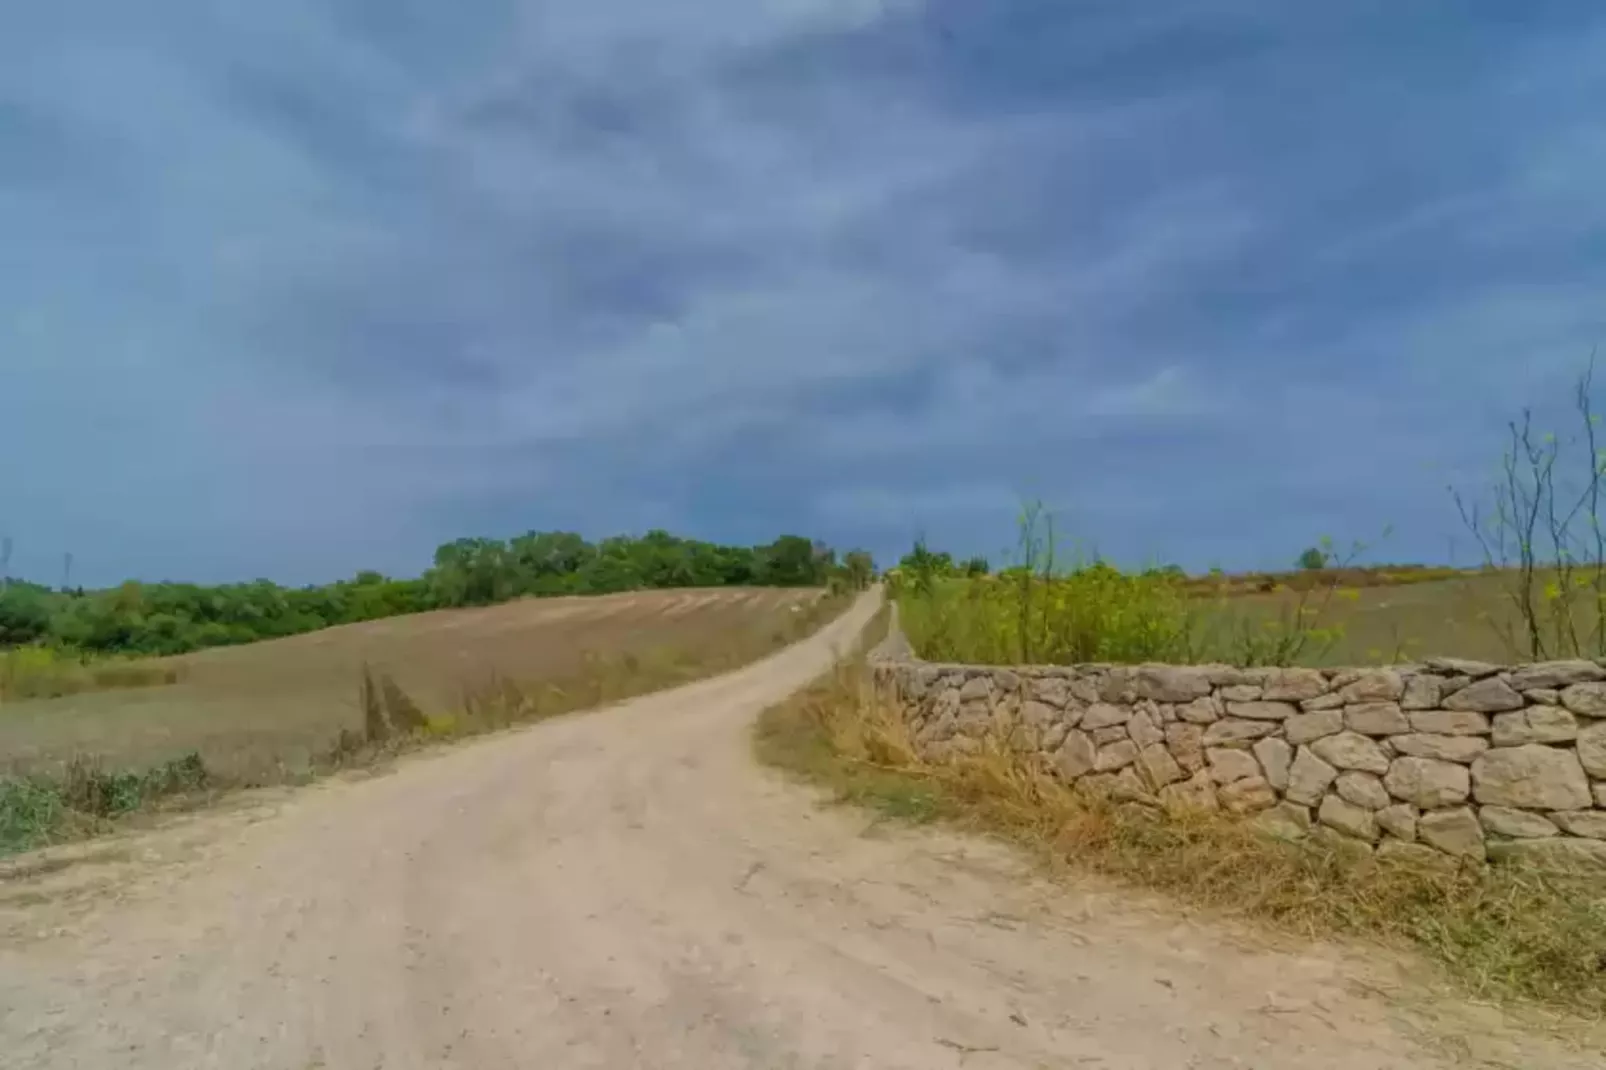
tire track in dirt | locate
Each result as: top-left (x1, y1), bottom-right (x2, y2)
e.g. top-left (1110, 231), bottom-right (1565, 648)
top-left (0, 591), bottom-right (1595, 1069)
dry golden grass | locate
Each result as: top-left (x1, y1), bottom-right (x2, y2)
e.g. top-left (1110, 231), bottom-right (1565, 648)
top-left (1, 588), bottom-right (851, 857)
top-left (1, 587), bottom-right (842, 783)
top-left (756, 657), bottom-right (1606, 1018)
top-left (1221, 570), bottom-right (1606, 665)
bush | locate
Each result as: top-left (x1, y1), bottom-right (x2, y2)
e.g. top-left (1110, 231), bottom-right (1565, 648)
top-left (900, 568), bottom-right (1196, 665)
top-left (895, 506), bottom-right (1345, 667)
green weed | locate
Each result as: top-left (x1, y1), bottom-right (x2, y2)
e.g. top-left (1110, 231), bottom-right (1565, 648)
top-left (0, 645), bottom-right (179, 702)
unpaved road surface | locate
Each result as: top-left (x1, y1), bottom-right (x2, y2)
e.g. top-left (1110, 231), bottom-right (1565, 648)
top-left (1, 592), bottom-right (1597, 1068)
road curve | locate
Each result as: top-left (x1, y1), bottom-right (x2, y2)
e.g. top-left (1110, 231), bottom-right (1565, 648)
top-left (0, 590), bottom-right (1592, 1069)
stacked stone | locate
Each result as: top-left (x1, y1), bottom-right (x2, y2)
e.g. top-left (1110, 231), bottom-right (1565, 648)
top-left (872, 653), bottom-right (1606, 871)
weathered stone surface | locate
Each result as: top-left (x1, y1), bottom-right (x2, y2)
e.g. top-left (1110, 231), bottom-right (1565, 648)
top-left (1253, 737), bottom-right (1293, 792)
top-left (1326, 670), bottom-right (1363, 692)
top-left (992, 669), bottom-right (1021, 693)
top-left (1092, 726), bottom-right (1130, 746)
top-left (1285, 709), bottom-right (1344, 745)
top-left (1300, 692), bottom-right (1345, 712)
top-left (1400, 674), bottom-right (1443, 710)
top-left (929, 687), bottom-right (961, 720)
top-left (1418, 807), bottom-right (1485, 859)
top-left (1218, 684), bottom-right (1263, 702)
top-left (1285, 747), bottom-right (1339, 806)
top-left (1106, 766), bottom-right (1152, 803)
top-left (1094, 740), bottom-right (1138, 772)
top-left (1345, 702), bottom-right (1410, 736)
top-left (1491, 706), bottom-right (1579, 746)
top-left (1442, 677), bottom-right (1524, 713)
top-left (1425, 656), bottom-right (1500, 678)
top-left (1596, 783), bottom-right (1606, 807)
top-left (1488, 837), bottom-right (1606, 872)
top-left (1130, 665), bottom-right (1213, 703)
top-left (1097, 669), bottom-right (1137, 704)
top-left (1203, 665), bottom-right (1267, 686)
top-left (1376, 803), bottom-right (1418, 842)
top-left (1472, 745), bottom-right (1592, 810)
top-left (1175, 696), bottom-right (1222, 724)
top-left (1407, 710), bottom-right (1491, 736)
top-left (1219, 776), bottom-right (1277, 814)
top-left (1253, 801), bottom-right (1311, 841)
top-left (1525, 688), bottom-right (1561, 705)
top-left (1261, 668), bottom-right (1329, 702)
top-left (1025, 674), bottom-right (1071, 708)
top-left (1164, 722), bottom-right (1205, 773)
top-left (1478, 806), bottom-right (1559, 839)
top-left (1319, 793), bottom-right (1379, 841)
top-left (1509, 660), bottom-right (1606, 690)
top-left (1383, 756), bottom-right (1471, 808)
top-left (1127, 708), bottom-right (1164, 749)
top-left (1041, 723), bottom-right (1069, 751)
top-left (1055, 730), bottom-right (1096, 780)
top-left (1226, 700), bottom-right (1297, 721)
top-left (1020, 700), bottom-right (1058, 730)
top-left (1337, 670), bottom-right (1404, 704)
top-left (1580, 722), bottom-right (1606, 778)
top-left (1082, 703), bottom-right (1132, 730)
top-left (1311, 825), bottom-right (1375, 861)
top-left (955, 702), bottom-right (994, 738)
top-left (958, 675), bottom-right (993, 703)
top-left (1207, 747), bottom-right (1262, 784)
top-left (1135, 744), bottom-right (1185, 791)
top-left (1156, 703), bottom-right (1178, 724)
top-left (1389, 733), bottom-right (1489, 764)
top-left (1310, 732), bottom-right (1391, 774)
top-left (1560, 682), bottom-right (1606, 718)
top-left (1068, 677), bottom-right (1101, 705)
top-left (1158, 768), bottom-right (1218, 812)
top-left (1548, 810), bottom-right (1606, 839)
top-left (1378, 840), bottom-right (1458, 872)
top-left (1201, 718), bottom-right (1278, 747)
top-left (1335, 771), bottom-right (1391, 811)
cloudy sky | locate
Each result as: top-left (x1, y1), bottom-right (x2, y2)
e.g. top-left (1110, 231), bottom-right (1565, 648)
top-left (4, 1), bottom-right (1605, 586)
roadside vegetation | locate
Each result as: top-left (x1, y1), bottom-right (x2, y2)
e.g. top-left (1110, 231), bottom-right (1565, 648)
top-left (2, 587), bottom-right (853, 857)
top-left (756, 655), bottom-right (1606, 1017)
top-left (761, 363), bottom-right (1606, 1017)
top-left (889, 504), bottom-right (1362, 668)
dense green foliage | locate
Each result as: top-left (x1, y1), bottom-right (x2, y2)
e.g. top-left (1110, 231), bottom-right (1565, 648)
top-left (0, 530), bottom-right (872, 658)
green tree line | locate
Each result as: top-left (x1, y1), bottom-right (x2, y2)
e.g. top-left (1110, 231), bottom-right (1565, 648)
top-left (0, 530), bottom-right (876, 657)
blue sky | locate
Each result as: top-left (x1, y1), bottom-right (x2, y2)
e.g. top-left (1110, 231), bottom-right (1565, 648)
top-left (4, 2), bottom-right (1606, 586)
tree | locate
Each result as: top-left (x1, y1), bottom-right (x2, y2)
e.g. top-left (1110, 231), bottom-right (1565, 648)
top-left (756, 535), bottom-right (824, 586)
top-left (0, 585), bottom-right (52, 645)
top-left (962, 555), bottom-right (990, 577)
top-left (842, 550), bottom-right (876, 590)
top-left (1297, 547), bottom-right (1327, 571)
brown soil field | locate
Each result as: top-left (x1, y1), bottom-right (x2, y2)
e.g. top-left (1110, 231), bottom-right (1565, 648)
top-left (1182, 564), bottom-right (1465, 598)
top-left (0, 587), bottom-right (837, 780)
top-left (1218, 570), bottom-right (1604, 665)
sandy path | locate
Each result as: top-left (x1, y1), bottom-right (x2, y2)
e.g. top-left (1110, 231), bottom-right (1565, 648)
top-left (0, 591), bottom-right (1594, 1069)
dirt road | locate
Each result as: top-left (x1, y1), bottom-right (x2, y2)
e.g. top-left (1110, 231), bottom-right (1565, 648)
top-left (0, 591), bottom-right (1594, 1068)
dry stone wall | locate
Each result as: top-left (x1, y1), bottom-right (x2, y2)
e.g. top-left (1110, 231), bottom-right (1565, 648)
top-left (870, 641), bottom-right (1606, 871)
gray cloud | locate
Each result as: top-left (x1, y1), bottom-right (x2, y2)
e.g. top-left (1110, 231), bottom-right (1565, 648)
top-left (3, 1), bottom-right (1606, 585)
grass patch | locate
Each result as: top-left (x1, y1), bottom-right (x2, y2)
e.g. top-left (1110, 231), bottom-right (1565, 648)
top-left (756, 659), bottom-right (1606, 1017)
top-left (0, 646), bottom-right (179, 702)
top-left (0, 752), bottom-right (211, 855)
top-left (0, 589), bottom-right (855, 859)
